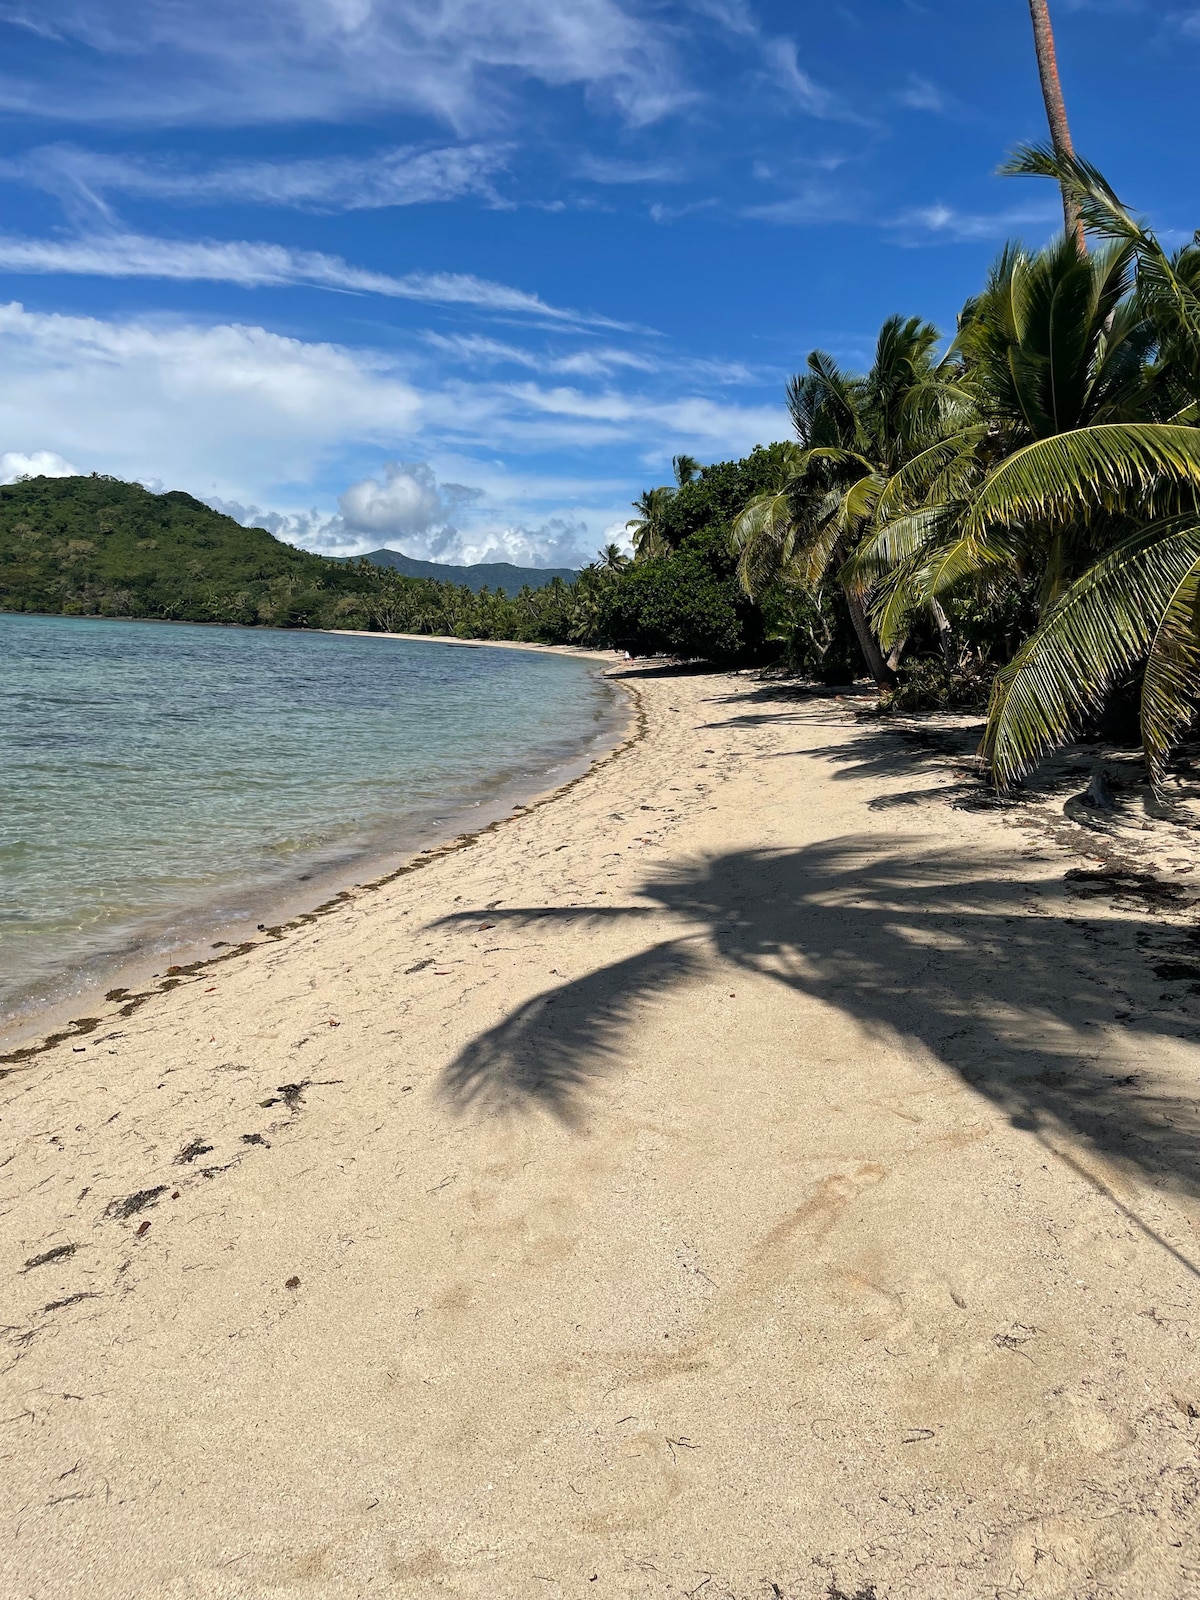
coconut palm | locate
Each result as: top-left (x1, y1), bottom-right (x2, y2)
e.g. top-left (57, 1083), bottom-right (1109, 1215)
top-left (730, 315), bottom-right (973, 687)
top-left (964, 151), bottom-right (1200, 787)
top-left (1002, 143), bottom-right (1200, 409)
top-left (626, 485), bottom-right (675, 562)
top-left (595, 542), bottom-right (630, 573)
top-left (673, 454), bottom-right (701, 486)
top-left (854, 232), bottom-right (1163, 629)
top-left (851, 159), bottom-right (1200, 787)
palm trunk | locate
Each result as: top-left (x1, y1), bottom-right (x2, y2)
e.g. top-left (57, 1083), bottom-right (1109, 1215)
top-left (931, 598), bottom-right (954, 666)
top-left (1026, 0), bottom-right (1085, 250)
top-left (842, 583), bottom-right (896, 690)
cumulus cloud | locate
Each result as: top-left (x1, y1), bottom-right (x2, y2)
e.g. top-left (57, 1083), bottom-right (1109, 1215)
top-left (336, 460), bottom-right (482, 539)
top-left (2, 141), bottom-right (510, 213)
top-left (0, 231), bottom-right (627, 326)
top-left (0, 447), bottom-right (78, 482)
top-left (0, 301), bottom-right (422, 492)
top-left (210, 465), bottom-right (595, 568)
top-left (0, 0), bottom-right (688, 131)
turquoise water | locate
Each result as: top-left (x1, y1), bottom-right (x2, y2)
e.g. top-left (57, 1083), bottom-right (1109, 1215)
top-left (0, 614), bottom-right (618, 1028)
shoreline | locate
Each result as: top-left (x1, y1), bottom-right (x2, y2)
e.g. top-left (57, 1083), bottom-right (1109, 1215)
top-left (0, 664), bottom-right (640, 1065)
top-left (4, 665), bottom-right (1200, 1598)
top-left (325, 627), bottom-right (620, 660)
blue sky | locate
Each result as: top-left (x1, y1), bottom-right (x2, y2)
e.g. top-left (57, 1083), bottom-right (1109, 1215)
top-left (0, 0), bottom-right (1193, 567)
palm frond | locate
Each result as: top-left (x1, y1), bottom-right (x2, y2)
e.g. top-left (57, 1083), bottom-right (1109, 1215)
top-left (1141, 561), bottom-right (1200, 785)
top-left (982, 520), bottom-right (1200, 787)
top-left (730, 489), bottom-right (795, 596)
top-left (875, 429), bottom-right (986, 519)
top-left (842, 502), bottom-right (960, 589)
top-left (964, 424), bottom-right (1200, 536)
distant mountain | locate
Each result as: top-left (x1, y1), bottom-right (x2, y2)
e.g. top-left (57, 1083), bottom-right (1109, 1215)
top-left (353, 547), bottom-right (579, 594)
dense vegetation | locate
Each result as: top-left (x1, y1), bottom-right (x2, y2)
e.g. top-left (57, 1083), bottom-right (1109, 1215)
top-left (718, 148), bottom-right (1200, 788)
top-left (0, 476), bottom-right (380, 629)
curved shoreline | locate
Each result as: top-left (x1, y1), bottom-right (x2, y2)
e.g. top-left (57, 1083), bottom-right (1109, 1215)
top-left (325, 627), bottom-right (618, 660)
top-left (0, 672), bottom-right (644, 1069)
top-left (5, 665), bottom-right (1200, 1598)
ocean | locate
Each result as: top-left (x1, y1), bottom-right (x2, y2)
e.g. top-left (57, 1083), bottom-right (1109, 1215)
top-left (0, 613), bottom-right (620, 1032)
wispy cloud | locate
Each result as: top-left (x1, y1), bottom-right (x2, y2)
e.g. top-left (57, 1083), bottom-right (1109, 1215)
top-left (1, 142), bottom-right (512, 213)
top-left (0, 231), bottom-right (632, 327)
top-left (0, 0), bottom-right (690, 130)
top-left (575, 153), bottom-right (682, 185)
top-left (742, 182), bottom-right (858, 226)
top-left (887, 200), bottom-right (1062, 246)
top-left (424, 330), bottom-right (760, 384)
top-left (762, 37), bottom-right (841, 117)
top-left (896, 75), bottom-right (952, 114)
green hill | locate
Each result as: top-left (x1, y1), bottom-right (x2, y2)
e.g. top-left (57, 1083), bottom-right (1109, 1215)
top-left (0, 474), bottom-right (379, 629)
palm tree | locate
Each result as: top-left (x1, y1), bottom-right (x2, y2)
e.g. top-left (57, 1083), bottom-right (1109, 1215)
top-left (854, 233), bottom-right (1160, 628)
top-left (595, 542), bottom-right (630, 573)
top-left (973, 151), bottom-right (1200, 786)
top-left (1026, 0), bottom-right (1084, 248)
top-left (673, 454), bottom-right (701, 486)
top-left (626, 485), bottom-right (675, 562)
top-left (850, 158), bottom-right (1200, 788)
top-left (730, 316), bottom-right (972, 688)
top-left (1002, 143), bottom-right (1200, 405)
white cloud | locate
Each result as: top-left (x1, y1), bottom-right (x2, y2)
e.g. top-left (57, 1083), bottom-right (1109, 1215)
top-left (888, 200), bottom-right (1062, 245)
top-left (210, 468), bottom-right (596, 568)
top-left (423, 331), bottom-right (662, 377)
top-left (0, 301), bottom-right (422, 492)
top-left (896, 75), bottom-right (950, 114)
top-left (0, 301), bottom-right (786, 564)
top-left (0, 447), bottom-right (79, 482)
top-left (3, 142), bottom-right (511, 213)
top-left (762, 38), bottom-right (840, 117)
top-left (339, 460), bottom-right (447, 538)
top-left (741, 183), bottom-right (857, 225)
top-left (0, 0), bottom-right (689, 131)
top-left (487, 381), bottom-right (783, 449)
top-left (575, 153), bottom-right (682, 184)
top-left (0, 230), bottom-right (629, 327)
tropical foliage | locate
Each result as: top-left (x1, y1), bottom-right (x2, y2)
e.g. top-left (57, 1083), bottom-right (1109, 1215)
top-left (720, 149), bottom-right (1200, 789)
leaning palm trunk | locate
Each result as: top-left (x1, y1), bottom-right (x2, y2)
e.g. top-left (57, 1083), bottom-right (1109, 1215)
top-left (1026, 0), bottom-right (1085, 249)
top-left (843, 584), bottom-right (897, 688)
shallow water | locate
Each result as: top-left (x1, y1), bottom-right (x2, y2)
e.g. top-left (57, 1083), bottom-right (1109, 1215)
top-left (0, 614), bottom-right (617, 1027)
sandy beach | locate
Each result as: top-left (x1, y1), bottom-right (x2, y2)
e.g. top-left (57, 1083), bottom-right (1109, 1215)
top-left (4, 663), bottom-right (1200, 1599)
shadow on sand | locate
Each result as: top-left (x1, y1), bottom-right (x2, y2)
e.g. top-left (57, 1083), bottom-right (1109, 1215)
top-left (436, 835), bottom-right (1200, 1220)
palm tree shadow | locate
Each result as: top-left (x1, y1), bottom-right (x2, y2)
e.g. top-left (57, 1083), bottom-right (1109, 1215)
top-left (442, 938), bottom-right (705, 1127)
top-left (435, 837), bottom-right (1200, 1204)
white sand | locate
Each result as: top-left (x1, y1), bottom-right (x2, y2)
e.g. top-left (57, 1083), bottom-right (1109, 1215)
top-left (3, 665), bottom-right (1199, 1598)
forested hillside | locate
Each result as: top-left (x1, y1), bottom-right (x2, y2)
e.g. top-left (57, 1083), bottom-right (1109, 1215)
top-left (0, 475), bottom-right (376, 629)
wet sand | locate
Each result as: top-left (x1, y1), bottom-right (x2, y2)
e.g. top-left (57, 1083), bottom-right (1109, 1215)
top-left (3, 665), bottom-right (1200, 1599)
